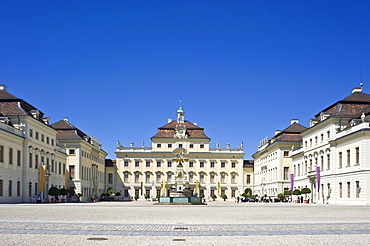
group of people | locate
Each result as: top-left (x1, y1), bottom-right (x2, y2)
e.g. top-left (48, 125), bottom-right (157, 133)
top-left (32, 194), bottom-right (41, 203)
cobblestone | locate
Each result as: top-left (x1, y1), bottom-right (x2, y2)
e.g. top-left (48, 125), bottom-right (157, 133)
top-left (1, 201), bottom-right (370, 245)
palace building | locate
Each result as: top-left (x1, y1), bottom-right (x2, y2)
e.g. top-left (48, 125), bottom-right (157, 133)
top-left (51, 118), bottom-right (107, 202)
top-left (114, 104), bottom-right (245, 201)
top-left (0, 85), bottom-right (67, 203)
top-left (291, 85), bottom-right (370, 205)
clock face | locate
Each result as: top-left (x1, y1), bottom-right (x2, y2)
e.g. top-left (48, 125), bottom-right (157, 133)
top-left (179, 129), bottom-right (183, 134)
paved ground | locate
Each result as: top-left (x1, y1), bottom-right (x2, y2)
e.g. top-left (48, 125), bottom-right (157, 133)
top-left (1, 201), bottom-right (370, 245)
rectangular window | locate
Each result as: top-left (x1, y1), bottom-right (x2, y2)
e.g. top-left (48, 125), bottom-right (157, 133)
top-left (321, 134), bottom-right (324, 142)
top-left (210, 173), bottom-right (215, 184)
top-left (63, 163), bottom-right (66, 175)
top-left (146, 161), bottom-right (150, 168)
top-left (356, 181), bottom-right (360, 198)
top-left (124, 173), bottom-right (129, 182)
top-left (298, 164), bottom-right (301, 176)
top-left (327, 131), bottom-right (330, 139)
top-left (34, 183), bottom-right (38, 196)
top-left (9, 148), bottom-right (13, 164)
top-left (178, 144), bottom-right (183, 148)
top-left (46, 137), bottom-right (49, 144)
top-left (51, 139), bottom-right (54, 146)
top-left (200, 161), bottom-right (204, 168)
top-left (199, 173), bottom-right (204, 183)
top-left (167, 173), bottom-right (172, 183)
top-left (232, 162), bottom-right (236, 168)
top-left (320, 156), bottom-right (324, 170)
top-left (189, 144), bottom-right (194, 148)
top-left (59, 162), bottom-right (61, 174)
top-left (134, 173), bottom-right (139, 183)
top-left (339, 152), bottom-right (342, 168)
top-left (168, 144), bottom-right (172, 148)
top-left (108, 173), bottom-right (113, 183)
top-left (167, 161), bottom-right (172, 168)
top-left (156, 161), bottom-right (161, 168)
top-left (355, 147), bottom-right (360, 165)
top-left (284, 151), bottom-right (289, 157)
top-left (283, 167), bottom-right (289, 180)
top-left (17, 181), bottom-right (21, 197)
top-left (124, 160), bottom-right (129, 167)
top-left (36, 132), bottom-right (39, 140)
top-left (315, 136), bottom-right (318, 144)
top-left (189, 173), bottom-right (194, 183)
top-left (135, 161), bottom-right (139, 167)
top-left (231, 175), bottom-right (236, 184)
top-left (221, 162), bottom-right (226, 168)
top-left (69, 165), bottom-right (75, 179)
top-left (347, 182), bottom-right (350, 198)
top-left (29, 129), bottom-right (33, 137)
top-left (156, 144), bottom-right (161, 148)
top-left (210, 161), bottom-right (215, 168)
top-left (189, 161), bottom-right (193, 168)
top-left (124, 189), bottom-right (129, 197)
top-left (17, 150), bottom-right (21, 166)
top-left (200, 144), bottom-right (204, 149)
top-left (41, 134), bottom-right (44, 142)
top-left (28, 182), bottom-right (32, 197)
top-left (231, 190), bottom-right (236, 198)
top-left (0, 145), bottom-right (3, 162)
top-left (327, 155), bottom-right (330, 170)
top-left (221, 174), bottom-right (226, 184)
top-left (28, 153), bottom-right (32, 168)
top-left (156, 173), bottom-right (161, 183)
top-left (0, 180), bottom-right (3, 196)
top-left (69, 149), bottom-right (75, 155)
top-left (8, 180), bottom-right (12, 196)
top-left (347, 150), bottom-right (350, 166)
top-left (145, 174), bottom-right (150, 183)
top-left (246, 174), bottom-right (251, 184)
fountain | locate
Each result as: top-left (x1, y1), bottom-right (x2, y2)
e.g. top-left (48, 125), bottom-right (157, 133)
top-left (157, 149), bottom-right (205, 205)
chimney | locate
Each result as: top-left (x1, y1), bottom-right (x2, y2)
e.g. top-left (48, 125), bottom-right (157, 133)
top-left (62, 117), bottom-right (69, 122)
top-left (0, 85), bottom-right (7, 91)
top-left (291, 119), bottom-right (299, 125)
top-left (168, 118), bottom-right (172, 123)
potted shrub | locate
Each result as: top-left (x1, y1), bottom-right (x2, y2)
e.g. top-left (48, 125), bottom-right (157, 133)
top-left (134, 194), bottom-right (139, 201)
top-left (277, 193), bottom-right (285, 202)
top-left (222, 194), bottom-right (228, 201)
top-left (48, 187), bottom-right (60, 203)
top-left (91, 193), bottom-right (97, 202)
top-left (293, 189), bottom-right (301, 203)
top-left (211, 194), bottom-right (217, 201)
top-left (59, 188), bottom-right (68, 203)
top-left (301, 188), bottom-right (311, 203)
top-left (115, 192), bottom-right (121, 201)
top-left (145, 194), bottom-right (150, 200)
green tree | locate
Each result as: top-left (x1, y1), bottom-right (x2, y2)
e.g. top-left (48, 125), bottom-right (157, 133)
top-left (293, 189), bottom-right (301, 195)
top-left (301, 187), bottom-right (311, 199)
top-left (107, 187), bottom-right (115, 196)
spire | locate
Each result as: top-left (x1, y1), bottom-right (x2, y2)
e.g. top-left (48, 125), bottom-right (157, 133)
top-left (177, 100), bottom-right (185, 123)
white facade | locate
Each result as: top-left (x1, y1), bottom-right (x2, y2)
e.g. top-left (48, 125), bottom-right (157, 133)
top-left (0, 85), bottom-right (67, 203)
top-left (290, 87), bottom-right (370, 205)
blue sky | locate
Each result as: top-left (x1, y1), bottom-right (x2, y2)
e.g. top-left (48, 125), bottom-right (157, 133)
top-left (1, 1), bottom-right (369, 159)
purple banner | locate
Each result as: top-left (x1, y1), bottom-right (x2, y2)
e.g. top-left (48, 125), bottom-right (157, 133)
top-left (290, 173), bottom-right (294, 192)
top-left (316, 166), bottom-right (320, 192)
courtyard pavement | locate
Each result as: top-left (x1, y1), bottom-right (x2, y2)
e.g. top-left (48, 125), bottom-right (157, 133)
top-left (1, 200), bottom-right (370, 245)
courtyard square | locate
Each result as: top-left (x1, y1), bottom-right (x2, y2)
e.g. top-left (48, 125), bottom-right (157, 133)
top-left (0, 201), bottom-right (370, 245)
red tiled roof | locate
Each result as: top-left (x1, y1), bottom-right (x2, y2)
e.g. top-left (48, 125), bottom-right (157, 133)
top-left (315, 92), bottom-right (370, 119)
top-left (51, 120), bottom-right (88, 140)
top-left (152, 120), bottom-right (210, 139)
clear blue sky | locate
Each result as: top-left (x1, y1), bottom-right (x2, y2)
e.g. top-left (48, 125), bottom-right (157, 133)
top-left (1, 1), bottom-right (369, 159)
